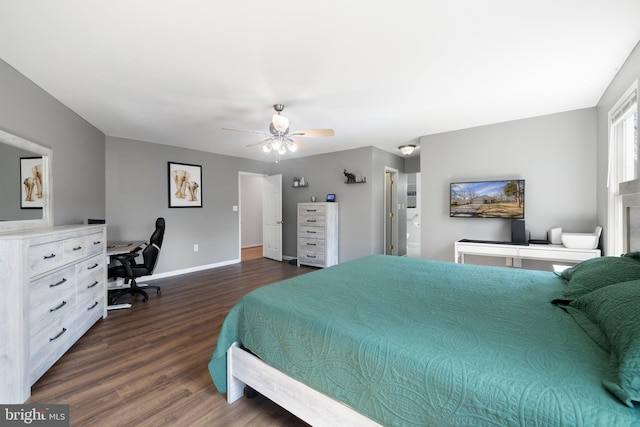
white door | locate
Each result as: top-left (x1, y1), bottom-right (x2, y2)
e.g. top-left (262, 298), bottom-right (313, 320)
top-left (262, 174), bottom-right (283, 261)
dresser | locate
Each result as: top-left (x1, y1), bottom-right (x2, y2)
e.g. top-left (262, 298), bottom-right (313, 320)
top-left (0, 224), bottom-right (107, 403)
top-left (297, 202), bottom-right (339, 268)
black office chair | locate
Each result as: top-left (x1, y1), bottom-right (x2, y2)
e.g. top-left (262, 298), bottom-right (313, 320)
top-left (109, 217), bottom-right (165, 304)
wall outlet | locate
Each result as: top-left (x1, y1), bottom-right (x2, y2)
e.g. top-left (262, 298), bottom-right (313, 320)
top-left (232, 205), bottom-right (238, 212)
top-left (193, 244), bottom-right (199, 252)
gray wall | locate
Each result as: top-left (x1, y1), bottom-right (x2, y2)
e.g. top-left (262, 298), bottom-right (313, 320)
top-left (272, 146), bottom-right (407, 262)
top-left (105, 136), bottom-right (270, 274)
top-left (404, 156), bottom-right (420, 174)
top-left (596, 40), bottom-right (640, 254)
top-left (0, 59), bottom-right (105, 225)
top-left (105, 141), bottom-right (407, 274)
top-left (420, 108), bottom-right (597, 269)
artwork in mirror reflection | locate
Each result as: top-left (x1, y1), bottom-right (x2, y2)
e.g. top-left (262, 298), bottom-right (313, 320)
top-left (20, 157), bottom-right (44, 209)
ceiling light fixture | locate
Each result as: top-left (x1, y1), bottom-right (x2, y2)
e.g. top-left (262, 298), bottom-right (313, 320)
top-left (271, 104), bottom-right (289, 133)
top-left (223, 104), bottom-right (334, 163)
top-left (398, 144), bottom-right (416, 156)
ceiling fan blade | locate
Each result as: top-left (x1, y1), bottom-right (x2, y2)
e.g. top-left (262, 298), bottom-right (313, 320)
top-left (222, 127), bottom-right (270, 136)
top-left (288, 138), bottom-right (308, 149)
top-left (290, 129), bottom-right (335, 137)
top-left (246, 137), bottom-right (272, 147)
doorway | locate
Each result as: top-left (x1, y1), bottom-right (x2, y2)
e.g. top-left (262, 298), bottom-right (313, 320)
top-left (238, 172), bottom-right (283, 262)
top-left (239, 172), bottom-right (265, 262)
top-left (406, 172), bottom-right (421, 258)
top-left (384, 168), bottom-right (399, 255)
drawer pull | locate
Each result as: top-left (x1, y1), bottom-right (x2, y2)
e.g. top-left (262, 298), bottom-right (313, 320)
top-left (50, 278), bottom-right (67, 288)
top-left (306, 209), bottom-right (317, 212)
top-left (87, 280), bottom-right (99, 289)
top-left (87, 263), bottom-right (99, 270)
top-left (307, 243), bottom-right (317, 246)
top-left (308, 255), bottom-right (317, 258)
top-left (87, 301), bottom-right (99, 310)
top-left (73, 245), bottom-right (83, 251)
top-left (49, 300), bottom-right (67, 312)
top-left (49, 328), bottom-right (67, 342)
top-left (307, 219), bottom-right (317, 223)
top-left (93, 240), bottom-right (101, 245)
top-left (306, 231), bottom-right (317, 234)
top-left (43, 253), bottom-right (56, 260)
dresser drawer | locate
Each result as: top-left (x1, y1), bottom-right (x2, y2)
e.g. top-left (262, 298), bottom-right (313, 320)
top-left (30, 310), bottom-right (75, 382)
top-left (299, 215), bottom-right (326, 226)
top-left (78, 296), bottom-right (105, 319)
top-left (77, 258), bottom-right (104, 303)
top-left (299, 238), bottom-right (325, 251)
top-left (63, 236), bottom-right (87, 262)
top-left (77, 255), bottom-right (103, 283)
top-left (299, 225), bottom-right (326, 240)
top-left (29, 240), bottom-right (64, 277)
top-left (298, 204), bottom-right (326, 217)
top-left (299, 250), bottom-right (325, 265)
top-left (86, 232), bottom-right (105, 257)
top-left (30, 266), bottom-right (77, 334)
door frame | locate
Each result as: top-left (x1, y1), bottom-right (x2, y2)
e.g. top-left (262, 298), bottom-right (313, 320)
top-left (384, 167), bottom-right (399, 256)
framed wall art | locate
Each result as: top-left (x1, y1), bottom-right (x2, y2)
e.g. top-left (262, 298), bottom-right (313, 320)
top-left (20, 157), bottom-right (44, 209)
top-left (168, 161), bottom-right (202, 208)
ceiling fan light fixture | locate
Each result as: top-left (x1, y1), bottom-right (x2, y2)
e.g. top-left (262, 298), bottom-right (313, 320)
top-left (272, 139), bottom-right (282, 151)
top-left (287, 141), bottom-right (298, 152)
top-left (399, 144), bottom-right (416, 156)
top-left (272, 114), bottom-right (289, 133)
top-left (278, 146), bottom-right (286, 155)
top-left (262, 142), bottom-right (272, 153)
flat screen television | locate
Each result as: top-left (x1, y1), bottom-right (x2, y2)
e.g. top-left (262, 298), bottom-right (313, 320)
top-left (450, 179), bottom-right (525, 219)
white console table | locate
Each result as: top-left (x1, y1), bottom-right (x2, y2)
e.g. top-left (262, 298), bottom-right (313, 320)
top-left (454, 240), bottom-right (600, 268)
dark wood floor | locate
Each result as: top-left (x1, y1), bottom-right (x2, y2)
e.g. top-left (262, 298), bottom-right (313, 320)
top-left (28, 257), bottom-right (314, 426)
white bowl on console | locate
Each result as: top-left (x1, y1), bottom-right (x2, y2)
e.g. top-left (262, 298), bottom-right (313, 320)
top-left (561, 226), bottom-right (602, 250)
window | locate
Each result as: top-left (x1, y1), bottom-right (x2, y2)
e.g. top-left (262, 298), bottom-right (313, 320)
top-left (607, 81), bottom-right (638, 256)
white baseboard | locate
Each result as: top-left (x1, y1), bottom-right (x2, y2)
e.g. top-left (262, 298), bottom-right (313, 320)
top-left (143, 258), bottom-right (240, 282)
top-left (139, 255), bottom-right (299, 283)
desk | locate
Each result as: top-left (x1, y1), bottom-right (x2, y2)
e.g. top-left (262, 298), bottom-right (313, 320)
top-left (106, 240), bottom-right (146, 310)
top-left (107, 240), bottom-right (146, 255)
top-left (454, 240), bottom-right (601, 269)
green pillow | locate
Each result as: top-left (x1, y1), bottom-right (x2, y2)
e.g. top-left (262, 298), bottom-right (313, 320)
top-left (570, 279), bottom-right (640, 407)
top-left (559, 255), bottom-right (640, 299)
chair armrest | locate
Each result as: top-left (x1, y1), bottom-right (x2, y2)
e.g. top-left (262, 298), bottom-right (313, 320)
top-left (111, 252), bottom-right (138, 277)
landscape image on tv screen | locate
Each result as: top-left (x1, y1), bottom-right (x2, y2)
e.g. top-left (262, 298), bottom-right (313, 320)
top-left (450, 179), bottom-right (525, 218)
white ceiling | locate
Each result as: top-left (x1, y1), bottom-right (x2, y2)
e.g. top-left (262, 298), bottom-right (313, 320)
top-left (1, 1), bottom-right (639, 161)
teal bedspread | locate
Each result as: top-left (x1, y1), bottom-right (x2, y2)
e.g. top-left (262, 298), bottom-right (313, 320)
top-left (208, 255), bottom-right (640, 426)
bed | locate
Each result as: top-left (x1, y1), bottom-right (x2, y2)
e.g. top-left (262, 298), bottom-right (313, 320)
top-left (208, 180), bottom-right (640, 426)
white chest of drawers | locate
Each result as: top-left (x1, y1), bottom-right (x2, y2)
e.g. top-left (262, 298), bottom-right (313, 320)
top-left (0, 224), bottom-right (107, 403)
top-left (297, 203), bottom-right (339, 268)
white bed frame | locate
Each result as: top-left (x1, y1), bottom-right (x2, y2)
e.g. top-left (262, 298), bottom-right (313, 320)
top-left (225, 178), bottom-right (640, 426)
top-left (227, 343), bottom-right (381, 426)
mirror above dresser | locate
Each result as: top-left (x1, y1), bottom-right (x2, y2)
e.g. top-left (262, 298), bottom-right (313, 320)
top-left (0, 129), bottom-right (53, 232)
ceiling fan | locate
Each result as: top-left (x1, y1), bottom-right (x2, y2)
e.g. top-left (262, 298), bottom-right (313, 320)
top-left (222, 104), bottom-right (334, 160)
